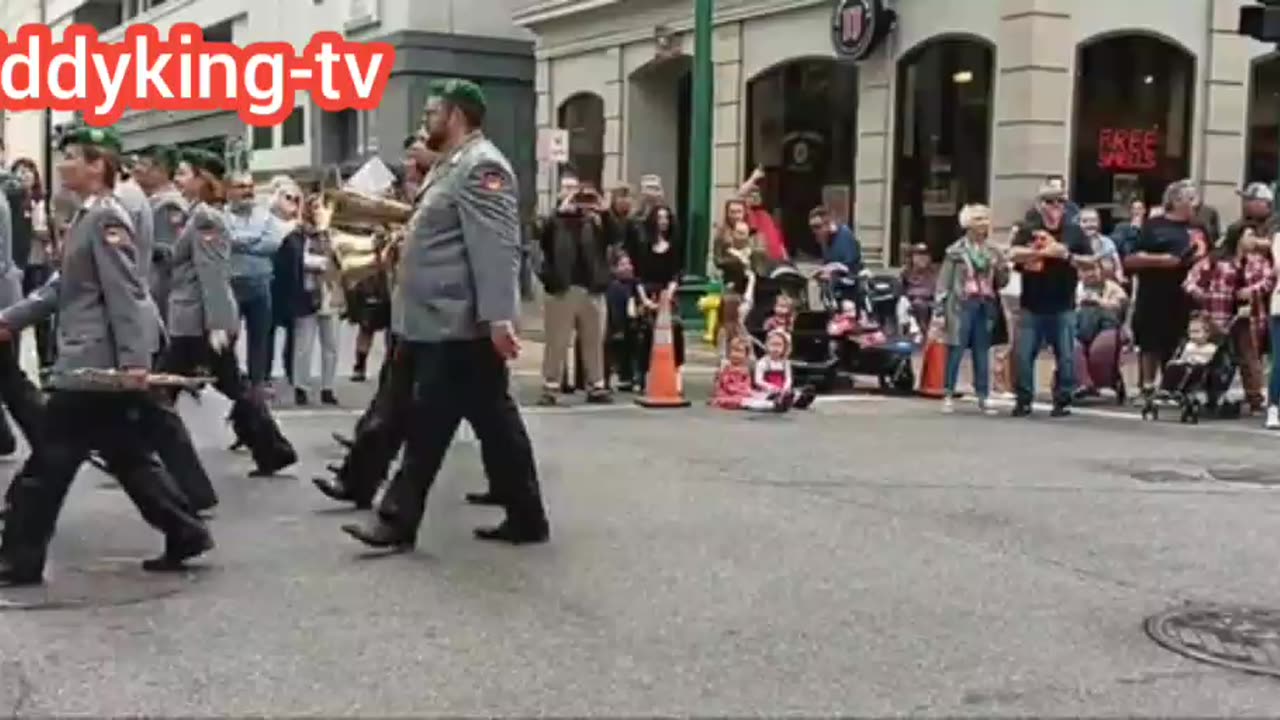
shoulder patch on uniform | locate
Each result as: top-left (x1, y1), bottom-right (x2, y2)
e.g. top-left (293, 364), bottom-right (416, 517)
top-left (481, 171), bottom-right (505, 192)
top-left (102, 226), bottom-right (130, 246)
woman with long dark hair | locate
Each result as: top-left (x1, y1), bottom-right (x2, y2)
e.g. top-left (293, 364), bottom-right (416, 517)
top-left (634, 204), bottom-right (685, 390)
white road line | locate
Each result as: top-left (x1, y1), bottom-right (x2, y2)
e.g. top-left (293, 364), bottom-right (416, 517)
top-left (956, 395), bottom-right (1280, 439)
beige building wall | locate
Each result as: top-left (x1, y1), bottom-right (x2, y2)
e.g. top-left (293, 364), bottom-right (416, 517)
top-left (521, 0), bottom-right (1279, 265)
top-left (0, 0), bottom-right (46, 168)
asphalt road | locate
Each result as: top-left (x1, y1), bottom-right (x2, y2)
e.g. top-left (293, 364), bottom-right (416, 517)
top-left (3, 330), bottom-right (1280, 715)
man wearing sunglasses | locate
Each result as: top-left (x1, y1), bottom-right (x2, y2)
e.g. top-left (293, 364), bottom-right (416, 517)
top-left (1008, 184), bottom-right (1092, 417)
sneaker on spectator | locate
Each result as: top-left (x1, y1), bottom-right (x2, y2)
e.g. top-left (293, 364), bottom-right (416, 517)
top-left (1267, 406), bottom-right (1280, 430)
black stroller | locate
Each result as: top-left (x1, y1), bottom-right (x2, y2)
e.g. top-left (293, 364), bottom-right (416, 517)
top-left (1140, 321), bottom-right (1241, 424)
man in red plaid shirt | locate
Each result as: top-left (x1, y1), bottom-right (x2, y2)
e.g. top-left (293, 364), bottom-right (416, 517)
top-left (1183, 218), bottom-right (1276, 412)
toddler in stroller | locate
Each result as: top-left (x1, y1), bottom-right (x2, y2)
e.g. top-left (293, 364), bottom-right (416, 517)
top-left (1141, 313), bottom-right (1238, 423)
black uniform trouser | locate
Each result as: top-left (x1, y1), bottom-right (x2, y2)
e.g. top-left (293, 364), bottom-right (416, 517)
top-left (0, 390), bottom-right (207, 570)
top-left (338, 335), bottom-right (412, 505)
top-left (0, 342), bottom-right (46, 449)
top-left (378, 339), bottom-right (546, 534)
top-left (159, 336), bottom-right (295, 471)
top-left (18, 265), bottom-right (55, 369)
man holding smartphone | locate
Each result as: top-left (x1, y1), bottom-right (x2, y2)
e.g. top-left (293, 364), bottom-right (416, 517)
top-left (537, 174), bottom-right (613, 405)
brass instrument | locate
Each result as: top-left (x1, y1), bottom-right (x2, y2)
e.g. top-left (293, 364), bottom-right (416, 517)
top-left (321, 158), bottom-right (413, 290)
top-left (324, 188), bottom-right (413, 230)
top-left (52, 368), bottom-right (214, 392)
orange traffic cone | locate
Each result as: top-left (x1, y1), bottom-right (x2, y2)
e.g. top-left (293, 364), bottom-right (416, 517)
top-left (917, 338), bottom-right (947, 398)
top-left (637, 296), bottom-right (690, 408)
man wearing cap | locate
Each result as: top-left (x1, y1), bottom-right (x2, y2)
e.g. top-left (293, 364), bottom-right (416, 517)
top-left (343, 78), bottom-right (549, 549)
top-left (132, 145), bottom-right (187, 313)
top-left (0, 126), bottom-right (211, 585)
top-left (1008, 183), bottom-right (1092, 417)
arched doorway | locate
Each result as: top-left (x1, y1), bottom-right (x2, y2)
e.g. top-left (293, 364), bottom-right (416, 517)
top-left (627, 55), bottom-right (692, 241)
top-left (557, 92), bottom-right (605, 189)
top-left (891, 36), bottom-right (994, 264)
top-left (745, 58), bottom-right (858, 259)
top-left (1070, 33), bottom-right (1195, 227)
top-left (1247, 55), bottom-right (1280, 187)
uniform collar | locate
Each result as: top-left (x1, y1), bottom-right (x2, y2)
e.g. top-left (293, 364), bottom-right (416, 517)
top-left (444, 131), bottom-right (484, 166)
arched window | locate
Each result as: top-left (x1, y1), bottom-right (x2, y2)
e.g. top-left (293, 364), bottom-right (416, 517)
top-left (557, 93), bottom-right (605, 189)
top-left (745, 59), bottom-right (858, 258)
top-left (1247, 56), bottom-right (1280, 187)
top-left (1070, 34), bottom-right (1195, 227)
top-left (891, 37), bottom-right (994, 263)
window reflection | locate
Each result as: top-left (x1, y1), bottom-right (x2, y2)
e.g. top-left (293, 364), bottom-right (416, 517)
top-left (558, 93), bottom-right (605, 189)
top-left (892, 38), bottom-right (994, 263)
top-left (746, 59), bottom-right (857, 258)
top-left (1247, 57), bottom-right (1280, 187)
top-left (1070, 35), bottom-right (1194, 227)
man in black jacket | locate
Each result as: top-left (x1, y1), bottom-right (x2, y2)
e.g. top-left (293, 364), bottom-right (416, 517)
top-left (538, 176), bottom-right (613, 406)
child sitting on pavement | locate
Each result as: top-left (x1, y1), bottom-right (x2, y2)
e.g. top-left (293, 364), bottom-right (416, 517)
top-left (605, 253), bottom-right (641, 391)
top-left (711, 336), bottom-right (791, 412)
top-left (754, 329), bottom-right (817, 410)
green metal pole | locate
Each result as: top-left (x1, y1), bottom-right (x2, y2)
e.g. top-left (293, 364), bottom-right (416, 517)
top-left (678, 0), bottom-right (715, 328)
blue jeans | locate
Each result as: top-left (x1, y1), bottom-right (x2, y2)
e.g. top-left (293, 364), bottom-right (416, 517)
top-left (231, 276), bottom-right (273, 385)
top-left (1015, 309), bottom-right (1076, 406)
top-left (944, 298), bottom-right (995, 398)
top-left (1269, 317), bottom-right (1280, 406)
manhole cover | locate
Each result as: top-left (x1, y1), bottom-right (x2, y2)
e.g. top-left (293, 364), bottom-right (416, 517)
top-left (0, 559), bottom-right (207, 611)
top-left (1146, 604), bottom-right (1280, 677)
top-left (1130, 469), bottom-right (1207, 484)
top-left (1208, 466), bottom-right (1280, 486)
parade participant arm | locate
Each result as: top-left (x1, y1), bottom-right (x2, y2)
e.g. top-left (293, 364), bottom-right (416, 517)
top-left (0, 271), bottom-right (60, 333)
top-left (458, 159), bottom-right (522, 359)
top-left (92, 215), bottom-right (151, 370)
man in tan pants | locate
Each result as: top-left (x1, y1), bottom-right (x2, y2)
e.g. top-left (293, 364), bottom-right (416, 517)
top-left (538, 176), bottom-right (613, 405)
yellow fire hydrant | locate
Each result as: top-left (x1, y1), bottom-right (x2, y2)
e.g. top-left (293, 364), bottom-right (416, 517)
top-left (697, 285), bottom-right (722, 344)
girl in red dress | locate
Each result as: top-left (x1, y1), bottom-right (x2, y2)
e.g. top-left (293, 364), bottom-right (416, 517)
top-left (711, 337), bottom-right (789, 412)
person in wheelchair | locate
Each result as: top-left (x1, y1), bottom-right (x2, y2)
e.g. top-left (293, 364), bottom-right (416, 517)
top-left (1073, 259), bottom-right (1127, 398)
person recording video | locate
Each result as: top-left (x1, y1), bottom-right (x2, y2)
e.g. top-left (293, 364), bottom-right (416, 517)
top-left (537, 173), bottom-right (612, 406)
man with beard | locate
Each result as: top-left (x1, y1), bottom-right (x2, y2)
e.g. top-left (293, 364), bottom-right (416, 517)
top-left (342, 79), bottom-right (548, 548)
top-left (1008, 183), bottom-right (1091, 417)
top-left (0, 127), bottom-right (211, 585)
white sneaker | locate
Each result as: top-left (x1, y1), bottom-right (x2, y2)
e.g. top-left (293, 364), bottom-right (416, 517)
top-left (977, 397), bottom-right (998, 416)
top-left (1267, 406), bottom-right (1280, 430)
top-left (942, 397), bottom-right (955, 414)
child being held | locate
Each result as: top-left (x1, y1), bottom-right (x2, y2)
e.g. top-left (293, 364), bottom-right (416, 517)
top-left (711, 336), bottom-right (791, 412)
top-left (1160, 314), bottom-right (1219, 396)
top-left (753, 329), bottom-right (816, 410)
top-left (763, 293), bottom-right (796, 335)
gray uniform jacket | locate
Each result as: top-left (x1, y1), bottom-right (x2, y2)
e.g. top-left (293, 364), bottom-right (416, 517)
top-left (393, 133), bottom-right (521, 343)
top-left (167, 201), bottom-right (239, 337)
top-left (0, 189), bottom-right (25, 309)
top-left (149, 188), bottom-right (186, 295)
top-left (1, 194), bottom-right (154, 382)
top-left (115, 180), bottom-right (166, 352)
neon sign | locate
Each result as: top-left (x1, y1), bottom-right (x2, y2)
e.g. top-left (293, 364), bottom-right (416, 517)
top-left (1097, 127), bottom-right (1159, 171)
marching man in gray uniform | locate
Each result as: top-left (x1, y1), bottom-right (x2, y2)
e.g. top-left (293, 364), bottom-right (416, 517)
top-left (343, 79), bottom-right (549, 550)
top-left (0, 126), bottom-right (211, 587)
top-left (131, 145), bottom-right (187, 312)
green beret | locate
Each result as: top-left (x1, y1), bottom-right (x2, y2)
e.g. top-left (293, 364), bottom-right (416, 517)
top-left (58, 126), bottom-right (123, 154)
top-left (428, 78), bottom-right (486, 111)
top-left (180, 148), bottom-right (226, 180)
top-left (138, 144), bottom-right (180, 170)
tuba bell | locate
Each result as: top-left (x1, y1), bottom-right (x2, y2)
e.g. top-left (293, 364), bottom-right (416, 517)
top-left (324, 188), bottom-right (413, 230)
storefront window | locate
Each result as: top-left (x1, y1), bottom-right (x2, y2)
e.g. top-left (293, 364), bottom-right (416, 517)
top-left (1070, 34), bottom-right (1194, 227)
top-left (1247, 56), bottom-right (1280, 187)
top-left (558, 92), bottom-right (605, 189)
top-left (891, 38), bottom-right (994, 264)
top-left (746, 59), bottom-right (857, 259)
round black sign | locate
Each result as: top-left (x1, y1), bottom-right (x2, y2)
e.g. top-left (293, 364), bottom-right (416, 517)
top-left (831, 0), bottom-right (888, 61)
